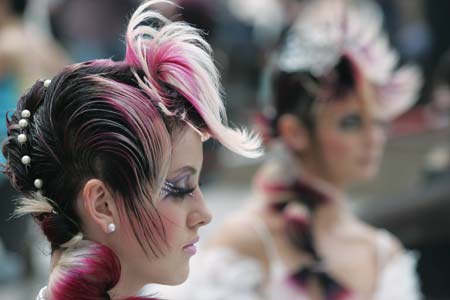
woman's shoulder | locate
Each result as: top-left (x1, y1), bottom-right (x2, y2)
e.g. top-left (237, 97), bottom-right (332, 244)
top-left (345, 222), bottom-right (421, 299)
top-left (363, 222), bottom-right (405, 263)
top-left (348, 217), bottom-right (404, 258)
top-left (337, 219), bottom-right (421, 297)
top-left (369, 228), bottom-right (422, 299)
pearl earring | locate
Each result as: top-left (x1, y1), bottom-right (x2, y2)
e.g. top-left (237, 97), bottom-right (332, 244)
top-left (107, 223), bottom-right (116, 233)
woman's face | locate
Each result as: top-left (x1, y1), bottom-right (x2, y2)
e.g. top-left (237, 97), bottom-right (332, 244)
top-left (116, 126), bottom-right (212, 288)
top-left (304, 91), bottom-right (387, 188)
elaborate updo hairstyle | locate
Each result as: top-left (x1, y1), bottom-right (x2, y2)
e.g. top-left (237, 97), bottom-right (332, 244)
top-left (259, 0), bottom-right (422, 143)
top-left (2, 1), bottom-right (261, 299)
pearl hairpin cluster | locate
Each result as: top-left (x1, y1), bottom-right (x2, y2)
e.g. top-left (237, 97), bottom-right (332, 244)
top-left (18, 79), bottom-right (51, 190)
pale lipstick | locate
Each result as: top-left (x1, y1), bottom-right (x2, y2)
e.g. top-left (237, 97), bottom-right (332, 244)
top-left (183, 237), bottom-right (199, 255)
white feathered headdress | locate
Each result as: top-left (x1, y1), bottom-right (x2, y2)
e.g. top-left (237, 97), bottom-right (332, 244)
top-left (278, 0), bottom-right (422, 119)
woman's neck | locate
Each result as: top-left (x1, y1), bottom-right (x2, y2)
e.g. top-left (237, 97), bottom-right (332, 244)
top-left (108, 264), bottom-right (144, 300)
top-left (313, 196), bottom-right (350, 232)
top-left (292, 155), bottom-right (351, 231)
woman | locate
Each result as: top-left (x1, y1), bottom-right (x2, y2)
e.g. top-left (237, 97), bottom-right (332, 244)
top-left (178, 0), bottom-right (422, 299)
top-left (2, 1), bottom-right (261, 299)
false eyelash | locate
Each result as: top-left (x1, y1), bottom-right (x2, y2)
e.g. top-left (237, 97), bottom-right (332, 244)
top-left (161, 181), bottom-right (195, 198)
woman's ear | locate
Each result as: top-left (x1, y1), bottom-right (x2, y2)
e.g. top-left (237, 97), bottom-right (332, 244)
top-left (278, 114), bottom-right (310, 152)
top-left (81, 179), bottom-right (119, 234)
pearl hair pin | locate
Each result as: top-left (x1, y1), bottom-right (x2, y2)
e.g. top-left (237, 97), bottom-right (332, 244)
top-left (21, 110), bottom-right (31, 118)
top-left (18, 119), bottom-right (28, 128)
top-left (34, 179), bottom-right (43, 189)
top-left (17, 134), bottom-right (27, 143)
top-left (44, 79), bottom-right (51, 88)
top-left (21, 155), bottom-right (31, 165)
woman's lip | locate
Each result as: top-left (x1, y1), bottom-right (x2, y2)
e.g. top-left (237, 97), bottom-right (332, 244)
top-left (182, 236), bottom-right (199, 255)
top-left (182, 244), bottom-right (197, 255)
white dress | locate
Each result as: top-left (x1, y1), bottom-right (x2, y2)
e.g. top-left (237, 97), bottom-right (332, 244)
top-left (166, 218), bottom-right (422, 300)
top-left (35, 286), bottom-right (47, 300)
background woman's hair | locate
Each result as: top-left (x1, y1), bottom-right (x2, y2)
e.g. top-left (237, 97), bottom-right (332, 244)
top-left (257, 0), bottom-right (422, 142)
top-left (2, 1), bottom-right (261, 299)
top-left (268, 56), bottom-right (357, 136)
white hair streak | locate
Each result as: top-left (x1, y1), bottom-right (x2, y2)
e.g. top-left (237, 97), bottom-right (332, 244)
top-left (60, 232), bottom-right (84, 249)
top-left (48, 240), bottom-right (94, 294)
top-left (13, 192), bottom-right (54, 217)
top-left (126, 0), bottom-right (263, 158)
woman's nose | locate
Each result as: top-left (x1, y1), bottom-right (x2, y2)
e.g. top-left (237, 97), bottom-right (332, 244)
top-left (365, 121), bottom-right (386, 148)
top-left (187, 191), bottom-right (212, 229)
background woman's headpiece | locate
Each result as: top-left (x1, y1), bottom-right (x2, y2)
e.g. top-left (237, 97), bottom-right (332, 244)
top-left (278, 0), bottom-right (422, 119)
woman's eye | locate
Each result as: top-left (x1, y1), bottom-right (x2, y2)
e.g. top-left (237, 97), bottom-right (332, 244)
top-left (338, 114), bottom-right (362, 131)
top-left (271, 201), bottom-right (289, 213)
top-left (170, 187), bottom-right (195, 199)
top-left (161, 181), bottom-right (195, 200)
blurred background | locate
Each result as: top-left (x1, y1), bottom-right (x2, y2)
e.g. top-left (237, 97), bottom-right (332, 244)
top-left (0, 0), bottom-right (449, 299)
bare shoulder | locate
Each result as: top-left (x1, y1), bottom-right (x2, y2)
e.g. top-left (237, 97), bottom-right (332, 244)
top-left (350, 218), bottom-right (404, 261)
top-left (207, 212), bottom-right (269, 265)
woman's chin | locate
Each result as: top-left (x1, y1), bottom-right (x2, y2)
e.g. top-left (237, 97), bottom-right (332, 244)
top-left (157, 266), bottom-right (189, 286)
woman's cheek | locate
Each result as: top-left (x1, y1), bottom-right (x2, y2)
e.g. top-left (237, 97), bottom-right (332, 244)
top-left (320, 131), bottom-right (355, 159)
top-left (158, 204), bottom-right (185, 247)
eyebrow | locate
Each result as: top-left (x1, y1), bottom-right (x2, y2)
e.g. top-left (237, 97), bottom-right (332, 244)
top-left (167, 166), bottom-right (198, 181)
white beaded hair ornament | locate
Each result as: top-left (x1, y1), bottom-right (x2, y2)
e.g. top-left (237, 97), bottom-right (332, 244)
top-left (17, 79), bottom-right (51, 190)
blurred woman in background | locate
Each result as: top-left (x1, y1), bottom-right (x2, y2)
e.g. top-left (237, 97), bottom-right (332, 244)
top-left (2, 1), bottom-right (261, 299)
top-left (179, 0), bottom-right (422, 299)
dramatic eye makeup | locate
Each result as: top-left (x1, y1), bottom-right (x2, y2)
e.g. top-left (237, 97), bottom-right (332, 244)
top-left (160, 166), bottom-right (198, 200)
top-left (338, 113), bottom-right (363, 131)
top-left (161, 181), bottom-right (195, 199)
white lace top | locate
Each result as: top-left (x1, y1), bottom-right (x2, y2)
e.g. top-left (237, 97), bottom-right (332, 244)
top-left (157, 219), bottom-right (422, 300)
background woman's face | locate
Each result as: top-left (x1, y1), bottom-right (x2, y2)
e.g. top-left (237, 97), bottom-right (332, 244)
top-left (116, 126), bottom-right (212, 287)
top-left (306, 91), bottom-right (387, 188)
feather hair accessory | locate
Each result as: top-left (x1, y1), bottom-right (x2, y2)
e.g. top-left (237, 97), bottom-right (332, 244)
top-left (278, 0), bottom-right (422, 119)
